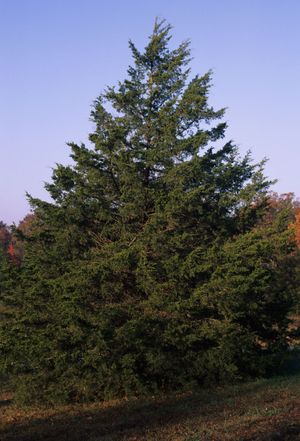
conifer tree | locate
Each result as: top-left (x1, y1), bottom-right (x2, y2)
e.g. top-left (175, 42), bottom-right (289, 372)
top-left (3, 21), bottom-right (298, 404)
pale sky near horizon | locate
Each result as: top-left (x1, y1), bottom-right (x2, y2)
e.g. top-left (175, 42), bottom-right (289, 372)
top-left (1, 0), bottom-right (299, 225)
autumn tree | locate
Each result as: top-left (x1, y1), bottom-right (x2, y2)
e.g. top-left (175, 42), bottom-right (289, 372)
top-left (0, 220), bottom-right (20, 352)
top-left (0, 222), bottom-right (10, 253)
top-left (9, 214), bottom-right (35, 263)
top-left (0, 221), bottom-right (11, 301)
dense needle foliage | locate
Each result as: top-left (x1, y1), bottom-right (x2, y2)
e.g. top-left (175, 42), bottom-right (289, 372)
top-left (0, 21), bottom-right (298, 404)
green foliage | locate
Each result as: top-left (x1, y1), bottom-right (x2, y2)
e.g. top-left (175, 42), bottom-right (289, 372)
top-left (1, 20), bottom-right (298, 404)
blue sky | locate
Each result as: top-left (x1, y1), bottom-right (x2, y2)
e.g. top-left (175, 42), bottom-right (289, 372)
top-left (1, 0), bottom-right (299, 224)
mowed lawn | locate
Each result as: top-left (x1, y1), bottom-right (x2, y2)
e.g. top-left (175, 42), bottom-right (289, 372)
top-left (1, 349), bottom-right (299, 441)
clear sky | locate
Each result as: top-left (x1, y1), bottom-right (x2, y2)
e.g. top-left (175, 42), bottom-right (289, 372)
top-left (1, 0), bottom-right (299, 225)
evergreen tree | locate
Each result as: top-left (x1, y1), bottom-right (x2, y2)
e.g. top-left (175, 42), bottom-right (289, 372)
top-left (2, 21), bottom-right (298, 404)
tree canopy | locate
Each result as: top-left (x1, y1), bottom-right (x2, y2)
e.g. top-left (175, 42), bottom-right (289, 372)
top-left (1, 21), bottom-right (299, 404)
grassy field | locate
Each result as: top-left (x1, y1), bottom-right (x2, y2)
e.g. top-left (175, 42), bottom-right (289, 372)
top-left (0, 348), bottom-right (299, 441)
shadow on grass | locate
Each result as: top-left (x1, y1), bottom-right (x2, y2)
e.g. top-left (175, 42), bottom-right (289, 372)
top-left (1, 380), bottom-right (300, 441)
top-left (0, 391), bottom-right (212, 441)
top-left (0, 399), bottom-right (12, 408)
